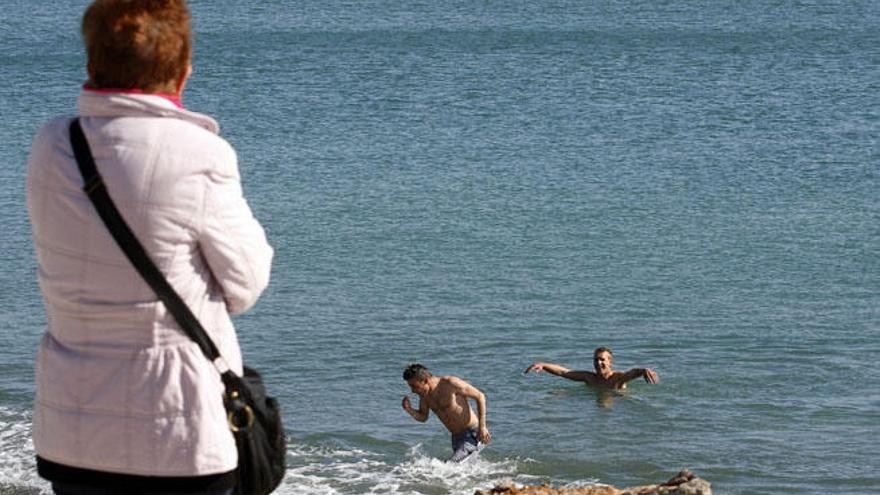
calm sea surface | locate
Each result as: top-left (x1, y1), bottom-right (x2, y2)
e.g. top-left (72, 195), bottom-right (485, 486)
top-left (1, 1), bottom-right (878, 494)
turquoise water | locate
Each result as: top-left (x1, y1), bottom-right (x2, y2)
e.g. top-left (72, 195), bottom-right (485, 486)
top-left (1, 1), bottom-right (879, 494)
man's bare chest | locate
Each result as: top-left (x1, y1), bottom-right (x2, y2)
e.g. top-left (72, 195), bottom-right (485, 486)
top-left (426, 391), bottom-right (461, 413)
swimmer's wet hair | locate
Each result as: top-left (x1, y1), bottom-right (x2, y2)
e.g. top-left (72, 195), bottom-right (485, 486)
top-left (593, 347), bottom-right (613, 358)
top-left (403, 363), bottom-right (431, 381)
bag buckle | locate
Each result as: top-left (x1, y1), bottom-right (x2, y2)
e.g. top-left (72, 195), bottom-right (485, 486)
top-left (227, 390), bottom-right (255, 432)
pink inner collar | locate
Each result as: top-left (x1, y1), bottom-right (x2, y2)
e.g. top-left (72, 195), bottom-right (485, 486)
top-left (83, 85), bottom-right (184, 109)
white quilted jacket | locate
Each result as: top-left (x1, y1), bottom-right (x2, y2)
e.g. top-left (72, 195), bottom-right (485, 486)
top-left (26, 89), bottom-right (274, 477)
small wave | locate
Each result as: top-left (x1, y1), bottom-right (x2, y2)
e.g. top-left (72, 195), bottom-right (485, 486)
top-left (278, 442), bottom-right (540, 495)
top-left (0, 411), bottom-right (557, 495)
top-left (0, 407), bottom-right (51, 494)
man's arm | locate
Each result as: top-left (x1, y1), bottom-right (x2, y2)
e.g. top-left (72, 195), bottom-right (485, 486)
top-left (450, 377), bottom-right (492, 444)
top-left (617, 368), bottom-right (660, 385)
top-left (524, 362), bottom-right (599, 384)
top-left (402, 395), bottom-right (429, 422)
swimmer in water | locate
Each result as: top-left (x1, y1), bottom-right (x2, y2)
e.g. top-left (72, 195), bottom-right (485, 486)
top-left (524, 347), bottom-right (659, 390)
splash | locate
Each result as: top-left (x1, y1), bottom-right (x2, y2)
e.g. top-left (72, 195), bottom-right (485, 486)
top-left (0, 411), bottom-right (548, 495)
top-left (0, 407), bottom-right (51, 494)
top-left (278, 443), bottom-right (539, 495)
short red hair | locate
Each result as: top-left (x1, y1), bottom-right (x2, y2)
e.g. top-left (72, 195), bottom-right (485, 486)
top-left (82, 0), bottom-right (191, 91)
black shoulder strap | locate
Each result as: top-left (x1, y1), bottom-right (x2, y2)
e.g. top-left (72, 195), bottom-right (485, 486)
top-left (69, 118), bottom-right (222, 362)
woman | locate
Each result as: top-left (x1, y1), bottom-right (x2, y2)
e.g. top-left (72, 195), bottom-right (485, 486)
top-left (26, 1), bottom-right (274, 493)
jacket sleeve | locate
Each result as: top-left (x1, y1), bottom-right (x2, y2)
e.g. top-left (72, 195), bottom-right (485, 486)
top-left (199, 145), bottom-right (274, 315)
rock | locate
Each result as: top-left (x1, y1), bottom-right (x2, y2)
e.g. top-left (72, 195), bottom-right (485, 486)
top-left (474, 470), bottom-right (711, 495)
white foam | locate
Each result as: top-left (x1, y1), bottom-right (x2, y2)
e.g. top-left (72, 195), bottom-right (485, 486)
top-left (0, 407), bottom-right (52, 494)
top-left (276, 442), bottom-right (541, 495)
top-left (0, 411), bottom-right (569, 495)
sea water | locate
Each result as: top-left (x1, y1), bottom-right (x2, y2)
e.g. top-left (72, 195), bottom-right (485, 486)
top-left (0, 1), bottom-right (878, 494)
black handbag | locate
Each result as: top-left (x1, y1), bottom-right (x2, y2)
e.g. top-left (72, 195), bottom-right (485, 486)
top-left (69, 118), bottom-right (286, 495)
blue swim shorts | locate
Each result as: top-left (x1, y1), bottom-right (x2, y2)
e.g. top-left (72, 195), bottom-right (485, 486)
top-left (447, 425), bottom-right (483, 463)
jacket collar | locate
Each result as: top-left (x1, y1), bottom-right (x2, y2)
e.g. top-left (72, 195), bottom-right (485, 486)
top-left (78, 88), bottom-right (220, 134)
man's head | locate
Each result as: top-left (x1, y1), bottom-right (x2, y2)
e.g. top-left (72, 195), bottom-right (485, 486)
top-left (82, 0), bottom-right (192, 93)
top-left (403, 363), bottom-right (432, 395)
top-left (593, 347), bottom-right (613, 376)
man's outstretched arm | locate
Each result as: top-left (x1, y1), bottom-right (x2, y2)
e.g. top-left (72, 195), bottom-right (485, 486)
top-left (618, 367), bottom-right (660, 385)
top-left (402, 395), bottom-right (429, 422)
top-left (524, 362), bottom-right (598, 383)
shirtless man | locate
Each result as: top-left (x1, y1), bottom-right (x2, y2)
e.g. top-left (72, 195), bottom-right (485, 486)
top-left (402, 363), bottom-right (491, 463)
top-left (524, 347), bottom-right (659, 390)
